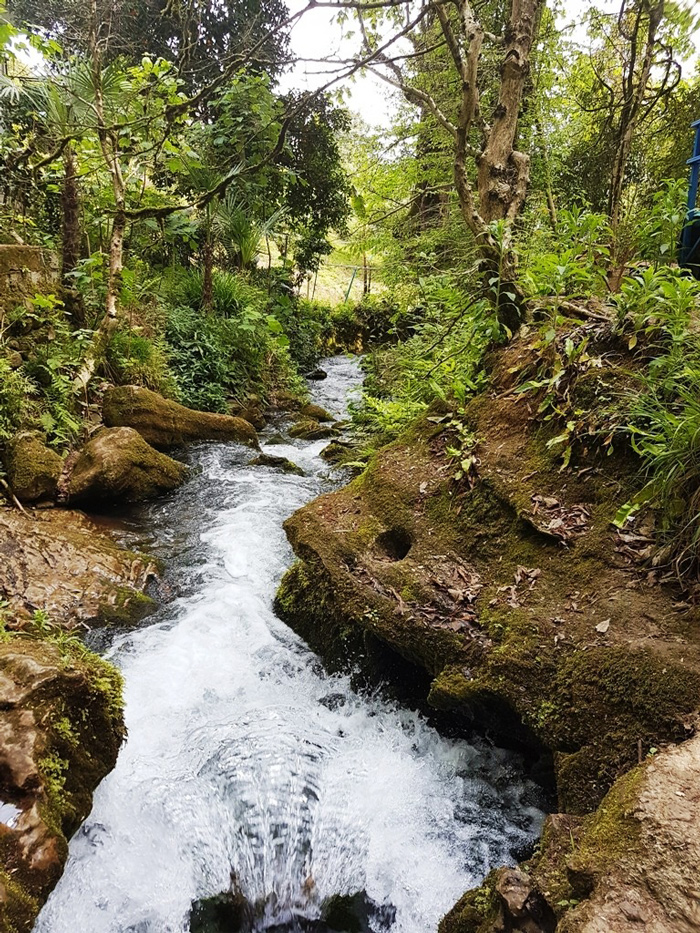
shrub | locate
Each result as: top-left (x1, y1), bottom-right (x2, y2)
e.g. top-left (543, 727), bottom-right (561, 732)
top-left (271, 295), bottom-right (334, 372)
top-left (104, 328), bottom-right (177, 396)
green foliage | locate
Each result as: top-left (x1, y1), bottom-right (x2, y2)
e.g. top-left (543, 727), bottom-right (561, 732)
top-left (104, 327), bottom-right (176, 395)
top-left (272, 295), bottom-right (334, 372)
top-left (520, 207), bottom-right (612, 299)
top-left (163, 270), bottom-right (297, 410)
top-left (173, 269), bottom-right (268, 320)
top-left (0, 358), bottom-right (36, 441)
top-left (350, 279), bottom-right (499, 450)
top-left (0, 292), bottom-right (88, 446)
top-left (614, 268), bottom-right (700, 570)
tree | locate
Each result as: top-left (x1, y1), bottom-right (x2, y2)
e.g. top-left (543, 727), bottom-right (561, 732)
top-left (585, 1), bottom-right (684, 230)
top-left (7, 0), bottom-right (290, 87)
top-left (329, 0), bottom-right (546, 328)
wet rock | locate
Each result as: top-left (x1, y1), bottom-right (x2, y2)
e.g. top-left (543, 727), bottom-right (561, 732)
top-left (67, 427), bottom-right (188, 505)
top-left (3, 432), bottom-right (63, 503)
top-left (320, 441), bottom-right (352, 464)
top-left (300, 404), bottom-right (333, 423)
top-left (441, 866), bottom-right (556, 933)
top-left (0, 507), bottom-right (158, 627)
top-left (306, 368), bottom-right (328, 381)
top-left (289, 420), bottom-right (340, 441)
top-left (450, 735), bottom-right (700, 933)
top-left (250, 453), bottom-right (305, 476)
top-left (188, 889), bottom-right (394, 933)
top-left (266, 432), bottom-right (291, 446)
top-left (273, 390), bottom-right (303, 412)
top-left (103, 385), bottom-right (259, 449)
top-left (189, 890), bottom-right (249, 933)
top-left (321, 891), bottom-right (395, 932)
top-left (230, 400), bottom-right (266, 430)
top-left (0, 639), bottom-right (123, 930)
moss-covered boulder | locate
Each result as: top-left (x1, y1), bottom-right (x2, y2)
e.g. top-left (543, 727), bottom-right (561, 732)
top-left (0, 638), bottom-right (124, 933)
top-left (300, 403), bottom-right (333, 422)
top-left (67, 427), bottom-right (188, 506)
top-left (3, 433), bottom-right (63, 503)
top-left (289, 420), bottom-right (340, 441)
top-left (249, 453), bottom-right (305, 476)
top-left (103, 385), bottom-right (259, 449)
top-left (443, 735), bottom-right (700, 933)
top-left (0, 507), bottom-right (158, 627)
top-left (230, 399), bottom-right (266, 430)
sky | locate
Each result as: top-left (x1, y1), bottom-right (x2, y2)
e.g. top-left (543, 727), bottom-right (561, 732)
top-left (279, 0), bottom-right (700, 129)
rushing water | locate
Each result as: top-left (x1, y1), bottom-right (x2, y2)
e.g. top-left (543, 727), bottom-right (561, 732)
top-left (35, 356), bottom-right (544, 933)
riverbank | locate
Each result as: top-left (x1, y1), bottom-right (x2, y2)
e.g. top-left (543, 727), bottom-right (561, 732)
top-left (276, 336), bottom-right (700, 931)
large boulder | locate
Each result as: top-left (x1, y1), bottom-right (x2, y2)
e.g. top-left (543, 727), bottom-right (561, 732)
top-left (0, 507), bottom-right (159, 627)
top-left (103, 385), bottom-right (259, 449)
top-left (67, 427), bottom-right (188, 505)
top-left (0, 639), bottom-right (124, 932)
top-left (3, 433), bottom-right (63, 503)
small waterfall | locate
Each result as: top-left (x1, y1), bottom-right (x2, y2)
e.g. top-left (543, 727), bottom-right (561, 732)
top-left (34, 356), bottom-right (544, 933)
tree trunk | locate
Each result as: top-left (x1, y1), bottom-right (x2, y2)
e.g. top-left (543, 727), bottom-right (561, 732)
top-left (73, 211), bottom-right (125, 393)
top-left (476, 0), bottom-right (543, 226)
top-left (608, 1), bottom-right (665, 230)
top-left (202, 233), bottom-right (214, 312)
top-left (73, 0), bottom-right (127, 394)
top-left (60, 146), bottom-right (85, 327)
top-left (450, 0), bottom-right (544, 328)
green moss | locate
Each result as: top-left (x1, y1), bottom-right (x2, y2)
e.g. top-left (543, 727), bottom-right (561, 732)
top-left (38, 752), bottom-right (71, 838)
top-left (438, 873), bottom-right (499, 933)
top-left (0, 867), bottom-right (40, 933)
top-left (97, 586), bottom-right (157, 626)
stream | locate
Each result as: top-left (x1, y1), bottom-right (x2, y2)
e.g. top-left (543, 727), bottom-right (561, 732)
top-left (34, 356), bottom-right (545, 933)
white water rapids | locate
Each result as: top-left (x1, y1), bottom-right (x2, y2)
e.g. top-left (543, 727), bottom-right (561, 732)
top-left (35, 356), bottom-right (544, 933)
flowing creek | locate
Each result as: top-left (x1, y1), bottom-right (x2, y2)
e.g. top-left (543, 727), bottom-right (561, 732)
top-left (34, 356), bottom-right (545, 933)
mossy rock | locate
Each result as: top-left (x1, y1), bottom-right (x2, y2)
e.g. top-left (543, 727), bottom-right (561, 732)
top-left (3, 432), bottom-right (63, 503)
top-left (300, 403), bottom-right (334, 422)
top-left (67, 427), bottom-right (189, 506)
top-left (276, 396), bottom-right (700, 814)
top-left (0, 639), bottom-right (124, 931)
top-left (250, 453), bottom-right (305, 476)
top-left (289, 420), bottom-right (340, 441)
top-left (103, 384), bottom-right (259, 449)
top-left (320, 441), bottom-right (352, 463)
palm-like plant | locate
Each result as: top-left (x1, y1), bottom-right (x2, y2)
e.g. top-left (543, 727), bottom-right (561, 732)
top-left (213, 193), bottom-right (284, 272)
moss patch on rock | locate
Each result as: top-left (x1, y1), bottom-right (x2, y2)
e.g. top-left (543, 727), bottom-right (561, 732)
top-left (0, 507), bottom-right (160, 629)
top-left (2, 433), bottom-right (62, 504)
top-left (103, 384), bottom-right (259, 449)
top-left (0, 638), bottom-right (124, 932)
top-left (67, 426), bottom-right (188, 505)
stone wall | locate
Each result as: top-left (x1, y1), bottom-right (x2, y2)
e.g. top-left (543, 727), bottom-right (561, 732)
top-left (0, 244), bottom-right (59, 316)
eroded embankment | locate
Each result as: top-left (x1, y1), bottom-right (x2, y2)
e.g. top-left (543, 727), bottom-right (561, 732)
top-left (275, 334), bottom-right (700, 932)
top-left (0, 508), bottom-right (158, 932)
